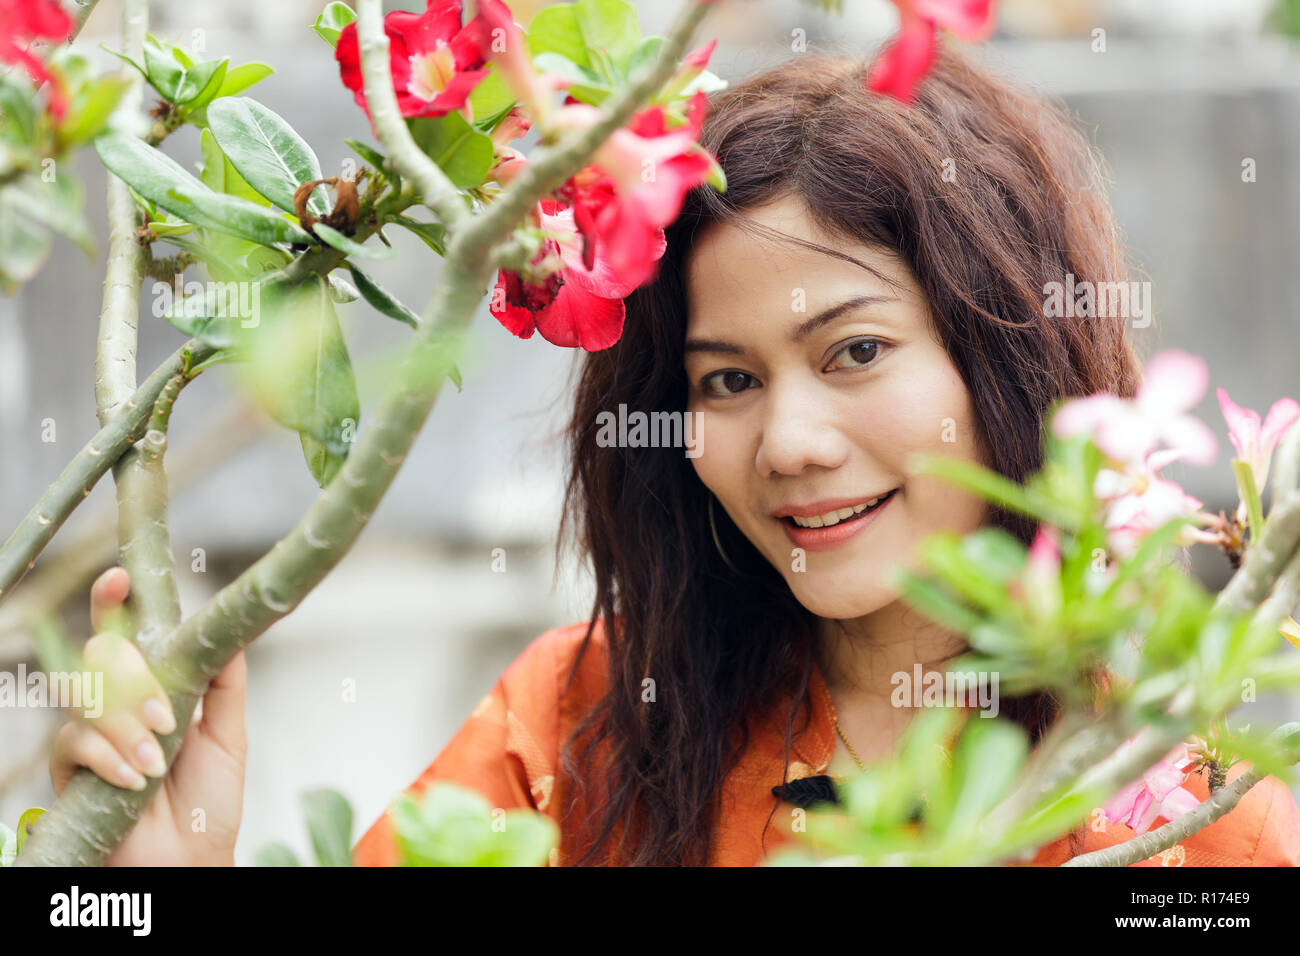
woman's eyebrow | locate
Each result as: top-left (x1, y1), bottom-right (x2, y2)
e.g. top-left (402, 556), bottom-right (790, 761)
top-left (684, 293), bottom-right (897, 356)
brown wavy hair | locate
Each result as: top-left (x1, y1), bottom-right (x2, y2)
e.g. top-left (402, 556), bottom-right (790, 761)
top-left (555, 42), bottom-right (1143, 865)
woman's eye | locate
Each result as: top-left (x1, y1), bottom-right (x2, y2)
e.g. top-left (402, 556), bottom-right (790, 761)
top-left (700, 369), bottom-right (757, 396)
top-left (825, 339), bottom-right (881, 371)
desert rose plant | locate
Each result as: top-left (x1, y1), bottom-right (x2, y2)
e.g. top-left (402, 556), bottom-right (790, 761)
top-left (3, 0), bottom-right (1300, 868)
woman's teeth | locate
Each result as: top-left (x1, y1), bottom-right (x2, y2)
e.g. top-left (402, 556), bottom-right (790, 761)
top-left (789, 491), bottom-right (893, 529)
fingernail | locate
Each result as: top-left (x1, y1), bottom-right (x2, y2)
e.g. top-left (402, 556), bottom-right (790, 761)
top-left (116, 761), bottom-right (147, 790)
top-left (135, 739), bottom-right (166, 778)
top-left (142, 698), bottom-right (175, 735)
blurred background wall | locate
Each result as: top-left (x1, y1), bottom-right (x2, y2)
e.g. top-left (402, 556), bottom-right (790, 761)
top-left (3, 0), bottom-right (1300, 863)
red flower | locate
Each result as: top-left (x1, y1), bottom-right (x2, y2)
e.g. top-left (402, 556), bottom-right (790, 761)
top-left (336, 0), bottom-right (489, 122)
top-left (490, 200), bottom-right (666, 351)
top-left (0, 0), bottom-right (73, 118)
top-left (867, 0), bottom-right (995, 103)
top-left (555, 89), bottom-right (713, 289)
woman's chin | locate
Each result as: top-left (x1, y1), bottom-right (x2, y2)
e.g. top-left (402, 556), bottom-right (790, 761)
top-left (784, 578), bottom-right (900, 620)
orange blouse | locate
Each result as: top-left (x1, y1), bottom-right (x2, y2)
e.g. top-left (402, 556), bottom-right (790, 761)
top-left (352, 618), bottom-right (1300, 866)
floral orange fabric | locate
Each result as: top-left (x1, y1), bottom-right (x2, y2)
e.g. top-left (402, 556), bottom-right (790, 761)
top-left (352, 618), bottom-right (1300, 866)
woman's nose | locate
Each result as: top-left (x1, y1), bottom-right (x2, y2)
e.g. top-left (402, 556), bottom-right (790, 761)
top-left (754, 380), bottom-right (850, 478)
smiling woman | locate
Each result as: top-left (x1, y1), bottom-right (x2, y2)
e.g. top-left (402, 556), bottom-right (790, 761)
top-left (348, 43), bottom-right (1300, 867)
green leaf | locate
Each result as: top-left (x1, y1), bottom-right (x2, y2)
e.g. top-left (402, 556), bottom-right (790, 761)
top-left (207, 98), bottom-right (328, 218)
top-left (253, 842), bottom-right (302, 866)
top-left (15, 808), bottom-right (45, 855)
top-left (467, 69), bottom-right (516, 127)
top-left (57, 76), bottom-right (131, 147)
top-left (907, 453), bottom-right (1073, 528)
top-left (392, 217), bottom-right (446, 256)
top-left (0, 76), bottom-right (37, 144)
top-left (199, 126), bottom-right (268, 206)
top-left (528, 0), bottom-right (640, 72)
top-left (392, 783), bottom-right (557, 866)
top-left (328, 272), bottom-right (360, 302)
top-left (4, 174), bottom-right (94, 256)
top-left (141, 35), bottom-right (186, 101)
top-left (313, 2), bottom-right (358, 48)
top-left (150, 275), bottom-right (250, 348)
top-left (1232, 459), bottom-right (1266, 545)
top-left (302, 789), bottom-right (354, 866)
top-left (301, 433), bottom-right (345, 487)
top-left (235, 276), bottom-right (361, 482)
top-left (408, 112), bottom-right (494, 189)
top-left (215, 63), bottom-right (274, 100)
top-left (95, 133), bottom-right (312, 247)
top-left (0, 191), bottom-right (55, 289)
top-left (346, 264), bottom-right (419, 327)
top-left (313, 222), bottom-right (393, 260)
top-left (177, 59), bottom-right (229, 114)
top-left (344, 138), bottom-right (389, 177)
top-left (530, 51), bottom-right (608, 104)
top-left (938, 719), bottom-right (1026, 847)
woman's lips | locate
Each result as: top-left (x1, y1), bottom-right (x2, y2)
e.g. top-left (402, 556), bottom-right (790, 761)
top-left (777, 489), bottom-right (897, 552)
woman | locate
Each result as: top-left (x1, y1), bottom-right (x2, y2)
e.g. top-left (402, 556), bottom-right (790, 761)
top-left (50, 45), bottom-right (1300, 866)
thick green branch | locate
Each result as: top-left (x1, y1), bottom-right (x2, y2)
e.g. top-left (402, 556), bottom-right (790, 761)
top-left (0, 340), bottom-right (213, 603)
top-left (92, 0), bottom-right (184, 652)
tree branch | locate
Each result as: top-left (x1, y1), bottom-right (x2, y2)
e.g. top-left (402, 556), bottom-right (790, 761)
top-left (1062, 723), bottom-right (1300, 867)
top-left (90, 0), bottom-right (186, 652)
top-left (68, 0), bottom-right (101, 38)
top-left (0, 340), bottom-right (213, 603)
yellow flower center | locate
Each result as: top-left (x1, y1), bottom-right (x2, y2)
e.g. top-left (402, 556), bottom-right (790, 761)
top-left (408, 42), bottom-right (456, 101)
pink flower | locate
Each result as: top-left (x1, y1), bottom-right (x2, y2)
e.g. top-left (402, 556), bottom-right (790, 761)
top-left (866, 0), bottom-right (996, 103)
top-left (336, 0), bottom-right (489, 123)
top-left (490, 200), bottom-right (666, 351)
top-left (1103, 740), bottom-right (1200, 835)
top-left (555, 90), bottom-right (713, 288)
top-left (1216, 388), bottom-right (1300, 495)
top-left (1095, 451), bottom-right (1205, 557)
top-left (0, 0), bottom-right (73, 118)
top-left (1053, 350), bottom-right (1218, 470)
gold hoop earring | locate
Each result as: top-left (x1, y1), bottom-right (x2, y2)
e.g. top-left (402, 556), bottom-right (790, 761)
top-left (708, 496), bottom-right (744, 575)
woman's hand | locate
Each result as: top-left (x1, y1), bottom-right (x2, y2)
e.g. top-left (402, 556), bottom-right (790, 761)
top-left (48, 567), bottom-right (247, 866)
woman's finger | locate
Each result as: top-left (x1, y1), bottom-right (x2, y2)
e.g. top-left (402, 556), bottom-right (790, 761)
top-left (93, 710), bottom-right (168, 778)
top-left (89, 567), bottom-right (130, 634)
top-left (50, 721), bottom-right (147, 795)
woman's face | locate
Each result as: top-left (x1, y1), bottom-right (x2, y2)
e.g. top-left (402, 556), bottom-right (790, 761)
top-left (684, 193), bottom-right (989, 619)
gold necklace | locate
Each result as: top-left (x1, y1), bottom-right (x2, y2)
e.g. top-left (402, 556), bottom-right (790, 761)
top-left (833, 717), bottom-right (867, 772)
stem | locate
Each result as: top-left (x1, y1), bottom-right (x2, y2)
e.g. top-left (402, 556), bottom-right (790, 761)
top-left (355, 0), bottom-right (466, 232)
top-left (0, 340), bottom-right (213, 603)
top-left (16, 0), bottom-right (717, 867)
top-left (1273, 419), bottom-right (1300, 510)
top-left (1063, 723), bottom-right (1300, 867)
top-left (92, 0), bottom-right (184, 652)
top-left (1215, 491), bottom-right (1300, 615)
top-left (69, 0), bottom-right (101, 38)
